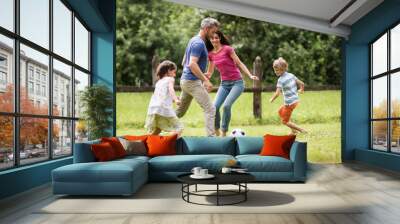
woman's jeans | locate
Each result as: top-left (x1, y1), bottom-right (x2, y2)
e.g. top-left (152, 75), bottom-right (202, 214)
top-left (214, 79), bottom-right (244, 132)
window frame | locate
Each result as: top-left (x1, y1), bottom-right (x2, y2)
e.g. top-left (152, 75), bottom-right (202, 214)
top-left (370, 21), bottom-right (400, 154)
top-left (0, 0), bottom-right (92, 171)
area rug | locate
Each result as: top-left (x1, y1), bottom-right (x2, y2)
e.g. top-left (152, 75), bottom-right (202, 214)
top-left (37, 183), bottom-right (362, 214)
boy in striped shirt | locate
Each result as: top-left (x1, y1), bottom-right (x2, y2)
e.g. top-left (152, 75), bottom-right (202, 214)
top-left (269, 57), bottom-right (307, 134)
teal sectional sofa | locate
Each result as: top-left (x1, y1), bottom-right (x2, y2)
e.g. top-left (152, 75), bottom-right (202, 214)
top-left (52, 136), bottom-right (307, 196)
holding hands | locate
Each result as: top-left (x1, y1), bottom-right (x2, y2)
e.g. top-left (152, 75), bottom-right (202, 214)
top-left (203, 79), bottom-right (213, 92)
top-left (204, 72), bottom-right (212, 80)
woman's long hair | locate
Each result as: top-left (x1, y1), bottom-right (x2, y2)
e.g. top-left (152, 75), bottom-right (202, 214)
top-left (206, 30), bottom-right (230, 52)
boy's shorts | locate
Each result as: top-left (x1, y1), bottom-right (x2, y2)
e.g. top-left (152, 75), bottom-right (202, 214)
top-left (278, 102), bottom-right (299, 124)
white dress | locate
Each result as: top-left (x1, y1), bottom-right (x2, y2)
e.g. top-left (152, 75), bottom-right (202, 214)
top-left (145, 77), bottom-right (183, 133)
top-left (147, 77), bottom-right (176, 117)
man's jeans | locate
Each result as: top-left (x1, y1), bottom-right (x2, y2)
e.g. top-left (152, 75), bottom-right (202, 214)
top-left (176, 79), bottom-right (216, 136)
top-left (214, 79), bottom-right (244, 132)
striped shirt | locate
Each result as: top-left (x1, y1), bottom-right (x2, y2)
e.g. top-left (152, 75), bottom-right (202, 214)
top-left (277, 72), bottom-right (299, 105)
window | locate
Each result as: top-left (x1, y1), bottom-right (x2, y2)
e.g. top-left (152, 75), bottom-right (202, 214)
top-left (75, 17), bottom-right (89, 70)
top-left (20, 0), bottom-right (49, 48)
top-left (53, 59), bottom-right (72, 117)
top-left (42, 85), bottom-right (46, 97)
top-left (41, 73), bottom-right (46, 83)
top-left (35, 70), bottom-right (41, 81)
top-left (0, 0), bottom-right (14, 32)
top-left (53, 0), bottom-right (72, 60)
top-left (36, 83), bottom-right (40, 95)
top-left (28, 81), bottom-right (34, 94)
top-left (74, 69), bottom-right (89, 118)
top-left (20, 117), bottom-right (49, 165)
top-left (0, 116), bottom-right (13, 170)
top-left (28, 67), bottom-right (34, 80)
top-left (0, 34), bottom-right (13, 113)
top-left (0, 55), bottom-right (7, 67)
top-left (370, 23), bottom-right (400, 154)
top-left (0, 0), bottom-right (91, 170)
top-left (0, 71), bottom-right (6, 85)
top-left (53, 119), bottom-right (72, 158)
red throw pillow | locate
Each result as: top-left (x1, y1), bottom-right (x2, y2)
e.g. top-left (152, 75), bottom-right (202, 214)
top-left (260, 134), bottom-right (296, 159)
top-left (146, 134), bottom-right (178, 157)
top-left (101, 137), bottom-right (126, 158)
top-left (91, 142), bottom-right (117, 161)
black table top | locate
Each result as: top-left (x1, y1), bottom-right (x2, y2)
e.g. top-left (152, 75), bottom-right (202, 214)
top-left (177, 172), bottom-right (255, 185)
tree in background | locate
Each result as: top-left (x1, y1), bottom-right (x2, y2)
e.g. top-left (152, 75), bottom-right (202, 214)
top-left (0, 85), bottom-right (59, 150)
top-left (116, 0), bottom-right (342, 87)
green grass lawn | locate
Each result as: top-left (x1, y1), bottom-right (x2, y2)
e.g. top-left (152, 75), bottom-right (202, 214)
top-left (117, 90), bottom-right (341, 163)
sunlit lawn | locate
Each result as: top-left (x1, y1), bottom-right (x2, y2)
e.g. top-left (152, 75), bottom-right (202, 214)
top-left (117, 91), bottom-right (341, 163)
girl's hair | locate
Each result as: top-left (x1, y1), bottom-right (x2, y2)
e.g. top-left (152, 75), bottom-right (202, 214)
top-left (273, 57), bottom-right (288, 71)
top-left (206, 30), bottom-right (230, 52)
top-left (156, 60), bottom-right (177, 79)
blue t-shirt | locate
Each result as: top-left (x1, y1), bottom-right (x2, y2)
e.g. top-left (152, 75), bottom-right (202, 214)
top-left (181, 36), bottom-right (208, 80)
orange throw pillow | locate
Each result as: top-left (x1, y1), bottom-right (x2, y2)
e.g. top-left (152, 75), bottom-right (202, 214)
top-left (101, 137), bottom-right (126, 158)
top-left (260, 134), bottom-right (296, 159)
top-left (124, 135), bottom-right (149, 142)
top-left (91, 142), bottom-right (117, 162)
top-left (146, 134), bottom-right (178, 157)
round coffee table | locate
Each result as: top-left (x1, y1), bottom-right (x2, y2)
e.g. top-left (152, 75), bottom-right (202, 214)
top-left (177, 172), bottom-right (255, 206)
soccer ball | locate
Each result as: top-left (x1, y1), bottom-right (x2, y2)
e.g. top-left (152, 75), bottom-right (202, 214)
top-left (230, 128), bottom-right (246, 137)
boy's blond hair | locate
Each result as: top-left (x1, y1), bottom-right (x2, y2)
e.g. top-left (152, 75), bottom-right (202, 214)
top-left (273, 57), bottom-right (288, 71)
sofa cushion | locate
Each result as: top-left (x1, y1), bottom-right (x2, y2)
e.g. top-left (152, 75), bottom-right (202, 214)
top-left (149, 154), bottom-right (235, 172)
top-left (177, 137), bottom-right (236, 155)
top-left (53, 159), bottom-right (147, 183)
top-left (236, 155), bottom-right (293, 172)
top-left (91, 142), bottom-right (118, 161)
top-left (118, 138), bottom-right (147, 156)
top-left (236, 137), bottom-right (263, 155)
top-left (260, 134), bottom-right (296, 159)
top-left (101, 137), bottom-right (127, 158)
top-left (147, 134), bottom-right (177, 157)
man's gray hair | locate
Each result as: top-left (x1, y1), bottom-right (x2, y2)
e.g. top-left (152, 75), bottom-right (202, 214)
top-left (200, 17), bottom-right (220, 29)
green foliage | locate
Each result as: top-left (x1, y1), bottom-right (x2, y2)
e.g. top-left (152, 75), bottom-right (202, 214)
top-left (80, 84), bottom-right (113, 140)
top-left (117, 0), bottom-right (342, 87)
top-left (117, 91), bottom-right (340, 129)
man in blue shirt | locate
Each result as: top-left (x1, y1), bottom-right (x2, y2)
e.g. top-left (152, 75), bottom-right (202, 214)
top-left (176, 18), bottom-right (219, 136)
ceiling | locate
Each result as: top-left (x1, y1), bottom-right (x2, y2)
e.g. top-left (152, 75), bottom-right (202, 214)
top-left (166, 0), bottom-right (384, 38)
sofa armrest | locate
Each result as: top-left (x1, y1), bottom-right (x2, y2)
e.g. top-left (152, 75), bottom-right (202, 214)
top-left (73, 141), bottom-right (99, 163)
top-left (289, 141), bottom-right (307, 181)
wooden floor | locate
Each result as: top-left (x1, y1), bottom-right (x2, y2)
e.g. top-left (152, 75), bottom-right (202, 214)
top-left (1, 162), bottom-right (400, 224)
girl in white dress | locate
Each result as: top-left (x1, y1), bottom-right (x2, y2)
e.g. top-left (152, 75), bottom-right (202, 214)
top-left (145, 60), bottom-right (184, 136)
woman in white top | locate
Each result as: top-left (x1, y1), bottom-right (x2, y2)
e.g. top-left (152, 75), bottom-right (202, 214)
top-left (145, 60), bottom-right (184, 136)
